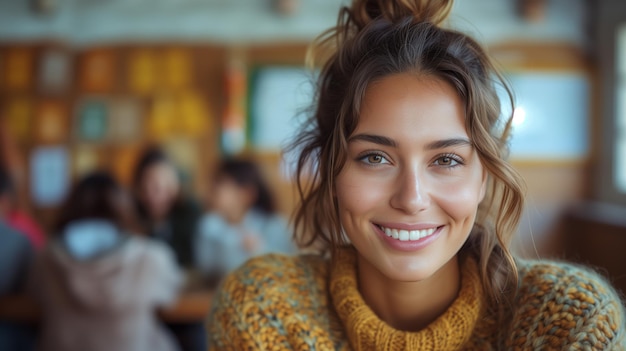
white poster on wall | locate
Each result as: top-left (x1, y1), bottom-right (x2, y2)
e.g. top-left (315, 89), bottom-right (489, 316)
top-left (249, 66), bottom-right (317, 180)
top-left (30, 146), bottom-right (70, 207)
top-left (500, 71), bottom-right (590, 160)
top-left (249, 66), bottom-right (316, 150)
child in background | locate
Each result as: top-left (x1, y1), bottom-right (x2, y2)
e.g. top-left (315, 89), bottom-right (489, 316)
top-left (195, 159), bottom-right (295, 284)
top-left (30, 171), bottom-right (182, 351)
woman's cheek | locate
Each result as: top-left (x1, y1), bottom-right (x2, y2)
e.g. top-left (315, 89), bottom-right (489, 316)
top-left (336, 168), bottom-right (392, 213)
top-left (433, 178), bottom-right (483, 220)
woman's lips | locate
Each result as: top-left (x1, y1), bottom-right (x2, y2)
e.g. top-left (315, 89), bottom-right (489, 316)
top-left (379, 225), bottom-right (438, 241)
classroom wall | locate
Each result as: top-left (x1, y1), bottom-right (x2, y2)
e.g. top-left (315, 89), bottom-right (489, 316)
top-left (0, 0), bottom-right (587, 46)
top-left (0, 0), bottom-right (599, 262)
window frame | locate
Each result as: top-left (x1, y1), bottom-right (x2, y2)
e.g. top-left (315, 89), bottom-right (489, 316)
top-left (594, 1), bottom-right (626, 205)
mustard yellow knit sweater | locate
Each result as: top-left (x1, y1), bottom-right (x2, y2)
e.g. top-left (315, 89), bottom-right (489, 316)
top-left (207, 247), bottom-right (625, 350)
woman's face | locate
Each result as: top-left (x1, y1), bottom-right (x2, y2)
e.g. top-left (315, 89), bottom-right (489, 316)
top-left (138, 162), bottom-right (180, 220)
top-left (335, 73), bottom-right (486, 283)
top-left (212, 175), bottom-right (255, 224)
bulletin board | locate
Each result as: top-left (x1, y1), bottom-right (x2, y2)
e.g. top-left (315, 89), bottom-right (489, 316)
top-left (0, 42), bottom-right (225, 231)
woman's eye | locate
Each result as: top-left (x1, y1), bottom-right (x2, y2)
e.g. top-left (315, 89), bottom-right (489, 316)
top-left (367, 155), bottom-right (383, 163)
top-left (434, 155), bottom-right (460, 167)
top-left (359, 153), bottom-right (389, 165)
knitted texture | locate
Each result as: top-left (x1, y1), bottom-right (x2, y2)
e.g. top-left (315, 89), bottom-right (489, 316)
top-left (509, 261), bottom-right (626, 350)
top-left (207, 248), bottom-right (626, 350)
top-left (330, 249), bottom-right (485, 350)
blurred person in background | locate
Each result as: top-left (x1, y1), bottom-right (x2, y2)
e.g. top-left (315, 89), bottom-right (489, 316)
top-left (0, 224), bottom-right (32, 296)
top-left (29, 171), bottom-right (182, 351)
top-left (0, 166), bottom-right (34, 295)
top-left (132, 146), bottom-right (203, 269)
top-left (0, 164), bottom-right (46, 250)
top-left (0, 166), bottom-right (36, 351)
top-left (0, 222), bottom-right (35, 351)
top-left (131, 146), bottom-right (206, 351)
top-left (195, 158), bottom-right (295, 286)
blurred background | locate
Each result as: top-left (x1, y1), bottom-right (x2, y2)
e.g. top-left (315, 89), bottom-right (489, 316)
top-left (0, 0), bottom-right (624, 307)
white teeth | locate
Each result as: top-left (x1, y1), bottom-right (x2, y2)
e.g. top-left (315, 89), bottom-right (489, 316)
top-left (381, 226), bottom-right (436, 241)
top-left (399, 230), bottom-right (409, 241)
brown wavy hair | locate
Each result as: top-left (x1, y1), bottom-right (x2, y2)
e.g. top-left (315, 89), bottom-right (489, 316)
top-left (290, 0), bottom-right (526, 327)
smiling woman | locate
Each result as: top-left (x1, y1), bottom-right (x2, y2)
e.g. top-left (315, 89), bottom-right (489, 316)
top-left (206, 0), bottom-right (626, 349)
top-left (336, 75), bottom-right (487, 330)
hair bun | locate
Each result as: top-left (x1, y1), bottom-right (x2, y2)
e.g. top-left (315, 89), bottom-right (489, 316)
top-left (350, 0), bottom-right (453, 29)
top-left (306, 0), bottom-right (453, 69)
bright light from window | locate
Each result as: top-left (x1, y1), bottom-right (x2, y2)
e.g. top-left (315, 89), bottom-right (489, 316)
top-left (512, 106), bottom-right (526, 127)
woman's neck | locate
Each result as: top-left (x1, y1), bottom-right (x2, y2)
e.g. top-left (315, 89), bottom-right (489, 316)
top-left (357, 255), bottom-right (461, 331)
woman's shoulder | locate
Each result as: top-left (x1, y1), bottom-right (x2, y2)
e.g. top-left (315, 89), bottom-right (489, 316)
top-left (516, 259), bottom-right (623, 299)
top-left (208, 252), bottom-right (335, 349)
top-left (211, 252), bottom-right (330, 315)
top-left (512, 259), bottom-right (625, 348)
top-left (221, 252), bottom-right (329, 292)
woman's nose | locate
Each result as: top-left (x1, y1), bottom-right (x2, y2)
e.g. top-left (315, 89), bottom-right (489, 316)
top-left (389, 167), bottom-right (430, 214)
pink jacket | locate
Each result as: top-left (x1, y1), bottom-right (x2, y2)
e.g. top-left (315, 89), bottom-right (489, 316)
top-left (31, 236), bottom-right (183, 351)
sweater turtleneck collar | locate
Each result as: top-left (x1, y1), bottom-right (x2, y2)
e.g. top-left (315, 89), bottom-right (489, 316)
top-left (329, 247), bottom-right (484, 350)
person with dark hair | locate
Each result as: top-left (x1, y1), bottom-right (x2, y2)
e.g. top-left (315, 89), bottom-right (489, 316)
top-left (0, 222), bottom-right (35, 351)
top-left (30, 171), bottom-right (182, 351)
top-left (0, 164), bottom-right (36, 351)
top-left (195, 159), bottom-right (295, 282)
top-left (207, 0), bottom-right (625, 349)
top-left (0, 165), bottom-right (45, 249)
top-left (0, 168), bottom-right (35, 351)
top-left (0, 224), bottom-right (32, 296)
top-left (132, 146), bottom-right (203, 269)
top-left (130, 146), bottom-right (206, 351)
top-left (0, 166), bottom-right (33, 295)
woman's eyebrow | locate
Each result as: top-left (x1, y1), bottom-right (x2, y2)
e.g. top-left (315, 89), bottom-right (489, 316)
top-left (348, 134), bottom-right (471, 150)
top-left (425, 138), bottom-right (472, 150)
top-left (348, 134), bottom-right (398, 147)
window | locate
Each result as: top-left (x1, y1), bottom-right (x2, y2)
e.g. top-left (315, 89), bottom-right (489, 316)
top-left (615, 24), bottom-right (626, 193)
top-left (595, 0), bottom-right (626, 205)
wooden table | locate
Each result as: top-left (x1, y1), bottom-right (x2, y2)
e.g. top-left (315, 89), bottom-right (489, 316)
top-left (0, 290), bottom-right (215, 324)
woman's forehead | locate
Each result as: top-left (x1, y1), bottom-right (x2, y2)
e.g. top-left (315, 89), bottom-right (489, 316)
top-left (353, 73), bottom-right (468, 141)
